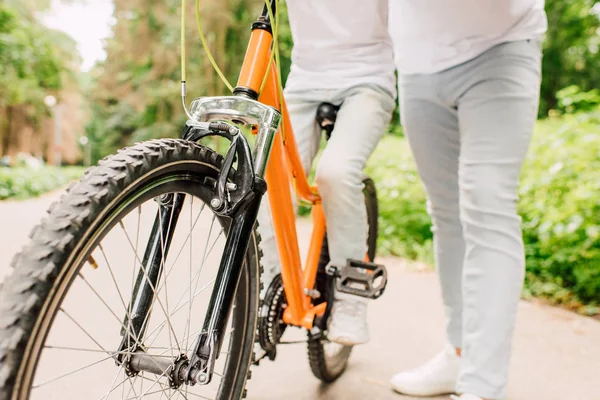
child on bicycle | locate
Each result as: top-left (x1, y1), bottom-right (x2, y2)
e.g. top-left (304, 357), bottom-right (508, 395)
top-left (258, 0), bottom-right (396, 345)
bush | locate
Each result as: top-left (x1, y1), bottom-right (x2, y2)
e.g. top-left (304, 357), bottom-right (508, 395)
top-left (519, 110), bottom-right (600, 308)
top-left (0, 166), bottom-right (84, 200)
top-left (365, 136), bottom-right (433, 263)
top-left (555, 85), bottom-right (600, 114)
top-left (366, 109), bottom-right (600, 309)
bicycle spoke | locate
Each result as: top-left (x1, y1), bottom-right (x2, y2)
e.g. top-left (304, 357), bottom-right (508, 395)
top-left (150, 323), bottom-right (232, 363)
top-left (126, 206), bottom-right (142, 364)
top-left (97, 244), bottom-right (128, 314)
top-left (75, 272), bottom-right (143, 350)
top-left (123, 374), bottom-right (139, 400)
top-left (182, 391), bottom-right (213, 400)
top-left (144, 276), bottom-right (216, 351)
top-left (32, 354), bottom-right (115, 389)
top-left (157, 202), bottom-right (175, 360)
top-left (121, 370), bottom-right (127, 400)
top-left (90, 244), bottom-right (148, 355)
top-left (60, 308), bottom-right (111, 355)
top-left (98, 363), bottom-right (127, 400)
top-left (119, 220), bottom-right (144, 266)
top-left (176, 391), bottom-right (188, 400)
top-left (124, 388), bottom-right (166, 400)
top-left (165, 385), bottom-right (179, 400)
top-left (185, 196), bottom-right (194, 353)
top-left (125, 239), bottom-right (180, 357)
top-left (118, 210), bottom-right (166, 353)
top-left (146, 199), bottom-right (208, 304)
top-left (144, 254), bottom-right (219, 345)
top-left (200, 215), bottom-right (217, 268)
top-left (162, 201), bottom-right (206, 284)
top-left (186, 217), bottom-right (222, 326)
top-left (183, 380), bottom-right (190, 400)
top-left (43, 346), bottom-right (109, 353)
top-left (143, 222), bottom-right (223, 350)
top-left (43, 346), bottom-right (133, 355)
top-left (118, 205), bottom-right (176, 359)
top-left (144, 215), bottom-right (211, 343)
top-left (135, 366), bottom-right (171, 399)
top-left (100, 376), bottom-right (129, 400)
top-left (157, 202), bottom-right (180, 357)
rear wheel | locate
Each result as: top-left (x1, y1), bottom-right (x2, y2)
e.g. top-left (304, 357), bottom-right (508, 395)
top-left (307, 177), bottom-right (378, 382)
top-left (0, 139), bottom-right (260, 400)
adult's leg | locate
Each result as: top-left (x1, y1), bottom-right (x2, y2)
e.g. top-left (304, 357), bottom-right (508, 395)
top-left (399, 74), bottom-right (464, 349)
top-left (455, 40), bottom-right (542, 399)
top-left (390, 73), bottom-right (464, 397)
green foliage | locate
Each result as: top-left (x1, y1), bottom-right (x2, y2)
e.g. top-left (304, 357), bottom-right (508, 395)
top-left (0, 166), bottom-right (84, 200)
top-left (556, 85), bottom-right (600, 114)
top-left (367, 109), bottom-right (600, 308)
top-left (519, 110), bottom-right (600, 307)
top-left (541, 0), bottom-right (600, 115)
top-left (0, 2), bottom-right (79, 140)
top-left (365, 136), bottom-right (432, 263)
top-left (275, 1), bottom-right (292, 85)
top-left (0, 5), bottom-right (66, 108)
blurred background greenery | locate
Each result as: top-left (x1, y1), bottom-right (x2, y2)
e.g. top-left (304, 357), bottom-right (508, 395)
top-left (0, 0), bottom-right (598, 312)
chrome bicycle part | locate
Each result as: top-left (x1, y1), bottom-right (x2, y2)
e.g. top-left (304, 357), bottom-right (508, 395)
top-left (186, 96), bottom-right (282, 178)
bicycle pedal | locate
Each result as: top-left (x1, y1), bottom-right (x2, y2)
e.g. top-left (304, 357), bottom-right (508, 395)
top-left (329, 259), bottom-right (388, 299)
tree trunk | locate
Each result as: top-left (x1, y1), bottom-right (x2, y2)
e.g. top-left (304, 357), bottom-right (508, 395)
top-left (1, 106), bottom-right (13, 158)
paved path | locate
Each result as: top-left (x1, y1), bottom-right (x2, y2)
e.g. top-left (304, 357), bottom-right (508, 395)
top-left (1, 190), bottom-right (599, 400)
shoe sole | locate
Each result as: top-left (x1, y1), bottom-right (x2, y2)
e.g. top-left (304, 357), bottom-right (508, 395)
top-left (390, 382), bottom-right (456, 397)
top-left (327, 334), bottom-right (369, 346)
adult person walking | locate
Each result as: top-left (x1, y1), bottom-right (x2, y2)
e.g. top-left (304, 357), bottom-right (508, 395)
top-left (387, 1), bottom-right (547, 399)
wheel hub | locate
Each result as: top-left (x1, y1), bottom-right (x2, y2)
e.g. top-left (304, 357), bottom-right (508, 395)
top-left (127, 352), bottom-right (191, 388)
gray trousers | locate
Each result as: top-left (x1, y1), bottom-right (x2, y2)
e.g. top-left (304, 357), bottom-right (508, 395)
top-left (257, 85), bottom-right (395, 296)
top-left (399, 40), bottom-right (542, 399)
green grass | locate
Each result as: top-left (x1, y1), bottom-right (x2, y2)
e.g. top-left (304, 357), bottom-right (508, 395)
top-left (0, 166), bottom-right (85, 200)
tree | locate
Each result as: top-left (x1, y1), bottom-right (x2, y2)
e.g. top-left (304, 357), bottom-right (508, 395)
top-left (87, 0), bottom-right (268, 161)
top-left (0, 1), bottom-right (84, 161)
top-left (541, 0), bottom-right (600, 115)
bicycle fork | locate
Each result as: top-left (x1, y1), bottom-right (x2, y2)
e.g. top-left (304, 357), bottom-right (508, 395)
top-left (118, 96), bottom-right (281, 387)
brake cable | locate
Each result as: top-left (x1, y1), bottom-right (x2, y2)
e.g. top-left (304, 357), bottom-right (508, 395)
top-left (180, 0), bottom-right (285, 111)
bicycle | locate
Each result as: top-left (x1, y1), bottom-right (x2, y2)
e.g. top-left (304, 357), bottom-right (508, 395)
top-left (0, 1), bottom-right (388, 399)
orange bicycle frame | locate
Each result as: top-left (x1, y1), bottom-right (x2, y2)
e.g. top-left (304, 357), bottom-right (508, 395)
top-left (235, 16), bottom-right (327, 329)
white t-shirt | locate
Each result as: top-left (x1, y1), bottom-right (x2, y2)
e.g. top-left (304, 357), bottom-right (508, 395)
top-left (389, 0), bottom-right (548, 75)
top-left (284, 0), bottom-right (397, 96)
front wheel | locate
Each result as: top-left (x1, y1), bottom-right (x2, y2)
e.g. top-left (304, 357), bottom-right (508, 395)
top-left (307, 177), bottom-right (379, 382)
top-left (0, 139), bottom-right (260, 400)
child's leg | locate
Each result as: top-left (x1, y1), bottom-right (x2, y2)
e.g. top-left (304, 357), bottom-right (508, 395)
top-left (318, 85), bottom-right (395, 344)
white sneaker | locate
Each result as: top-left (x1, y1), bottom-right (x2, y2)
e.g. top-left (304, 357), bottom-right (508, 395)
top-left (451, 395), bottom-right (484, 400)
top-left (326, 296), bottom-right (370, 345)
top-left (390, 345), bottom-right (460, 396)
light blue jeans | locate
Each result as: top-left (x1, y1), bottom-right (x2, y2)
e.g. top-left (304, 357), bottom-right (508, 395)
top-left (399, 40), bottom-right (543, 399)
top-left (257, 84), bottom-right (395, 296)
